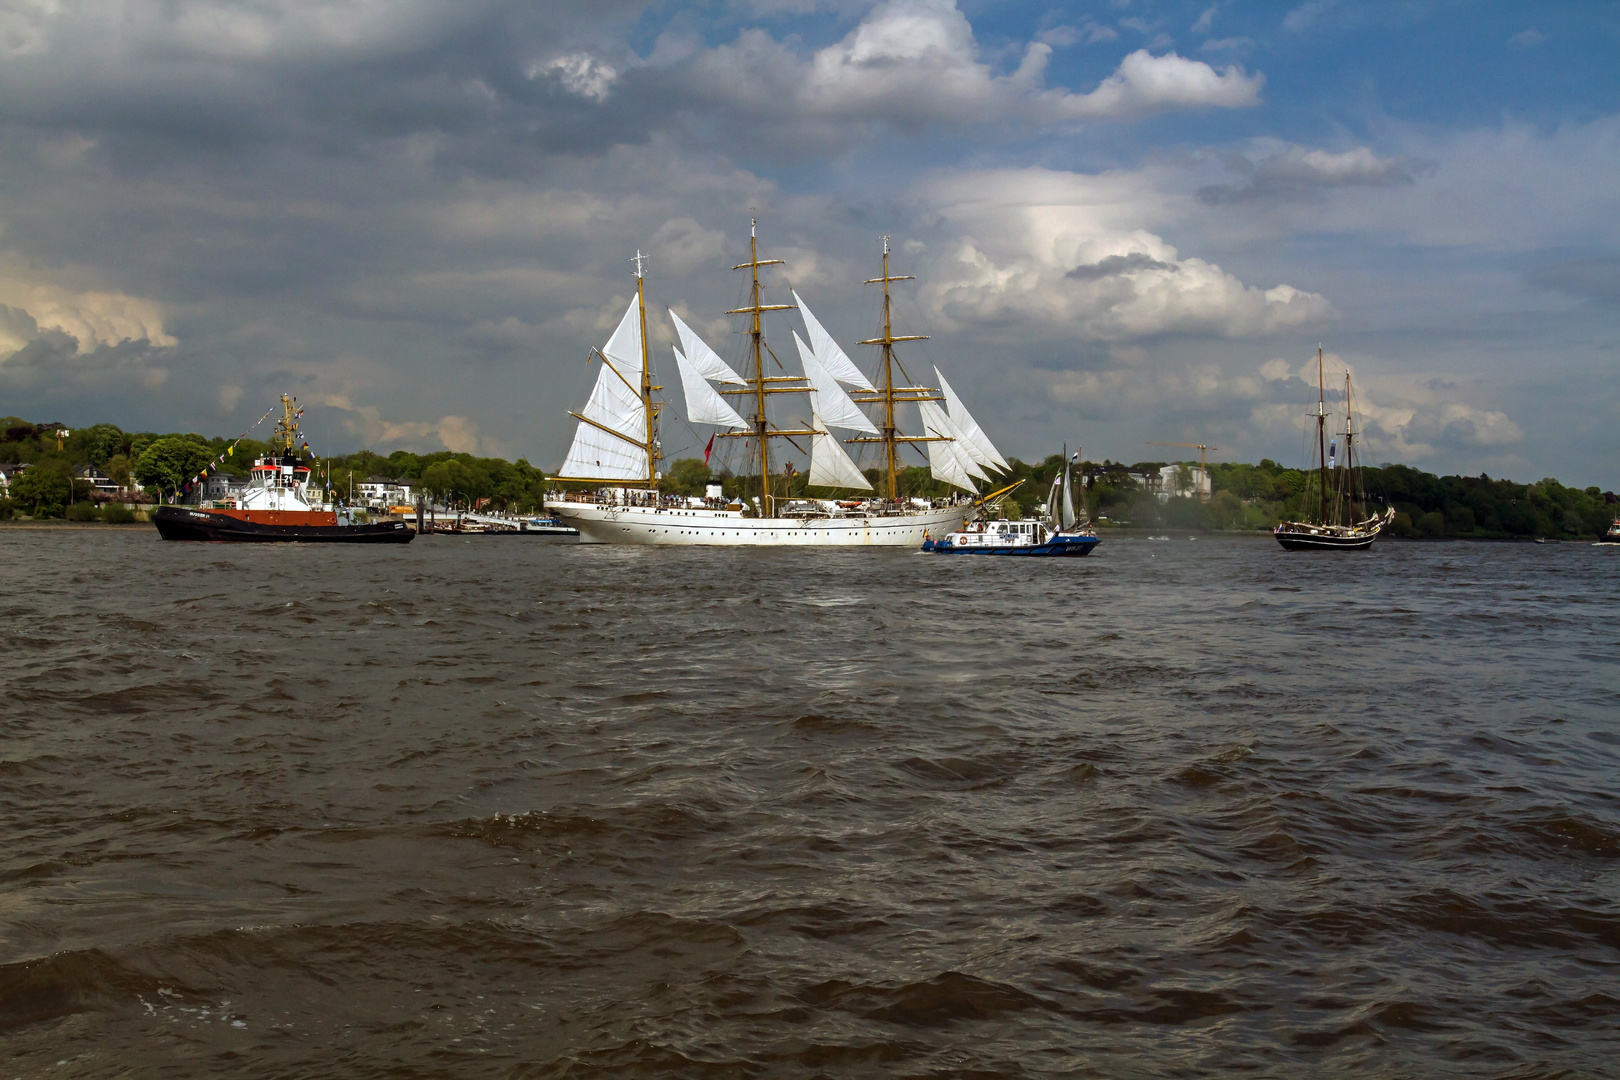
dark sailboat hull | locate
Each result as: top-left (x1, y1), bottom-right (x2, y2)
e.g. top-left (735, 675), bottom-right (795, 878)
top-left (1274, 527), bottom-right (1378, 551)
top-left (1274, 508), bottom-right (1393, 552)
top-left (155, 506), bottom-right (414, 543)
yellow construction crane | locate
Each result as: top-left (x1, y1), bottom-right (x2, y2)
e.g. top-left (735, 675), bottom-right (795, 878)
top-left (1145, 441), bottom-right (1215, 501)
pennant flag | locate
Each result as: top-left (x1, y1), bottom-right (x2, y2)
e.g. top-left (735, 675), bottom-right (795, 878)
top-left (703, 433), bottom-right (715, 465)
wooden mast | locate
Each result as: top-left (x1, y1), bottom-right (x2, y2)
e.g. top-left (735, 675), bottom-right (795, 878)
top-left (723, 220), bottom-right (797, 516)
top-left (854, 236), bottom-right (929, 502)
top-left (1344, 371), bottom-right (1356, 525)
top-left (1316, 345), bottom-right (1328, 525)
top-left (633, 250), bottom-right (659, 488)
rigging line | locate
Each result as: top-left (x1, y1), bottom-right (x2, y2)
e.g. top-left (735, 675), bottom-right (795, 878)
top-left (892, 352), bottom-right (917, 387)
top-left (763, 339), bottom-right (787, 372)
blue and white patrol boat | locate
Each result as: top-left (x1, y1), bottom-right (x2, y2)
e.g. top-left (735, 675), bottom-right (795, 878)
top-left (922, 518), bottom-right (1099, 556)
top-left (922, 446), bottom-right (1100, 557)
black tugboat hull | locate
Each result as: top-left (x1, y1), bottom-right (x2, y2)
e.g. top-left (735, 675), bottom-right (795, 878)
top-left (1274, 529), bottom-right (1377, 551)
top-left (154, 507), bottom-right (413, 543)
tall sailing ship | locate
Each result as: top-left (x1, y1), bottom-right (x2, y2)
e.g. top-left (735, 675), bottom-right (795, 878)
top-left (544, 225), bottom-right (1009, 546)
top-left (1274, 347), bottom-right (1395, 551)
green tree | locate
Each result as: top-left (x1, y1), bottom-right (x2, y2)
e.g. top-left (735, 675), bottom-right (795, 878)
top-left (134, 437), bottom-right (213, 493)
top-left (664, 457), bottom-right (712, 496)
top-left (9, 467), bottom-right (71, 517)
top-left (386, 450), bottom-right (423, 479)
top-left (420, 459), bottom-right (492, 507)
top-left (103, 454), bottom-right (132, 489)
top-left (78, 423), bottom-right (125, 466)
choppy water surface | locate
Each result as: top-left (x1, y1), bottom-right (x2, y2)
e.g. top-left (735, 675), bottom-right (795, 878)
top-left (2, 529), bottom-right (1617, 1078)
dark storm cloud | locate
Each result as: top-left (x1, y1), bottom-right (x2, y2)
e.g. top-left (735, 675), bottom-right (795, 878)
top-left (1066, 253), bottom-right (1179, 280)
top-left (1197, 144), bottom-right (1417, 205)
top-left (1527, 256), bottom-right (1620, 305)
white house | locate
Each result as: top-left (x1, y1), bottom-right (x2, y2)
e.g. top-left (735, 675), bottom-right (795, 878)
top-left (357, 478), bottom-right (414, 509)
top-left (75, 465), bottom-right (123, 495)
top-left (1153, 464), bottom-right (1211, 501)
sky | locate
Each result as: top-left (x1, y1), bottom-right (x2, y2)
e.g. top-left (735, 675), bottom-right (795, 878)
top-left (1, 0), bottom-right (1617, 485)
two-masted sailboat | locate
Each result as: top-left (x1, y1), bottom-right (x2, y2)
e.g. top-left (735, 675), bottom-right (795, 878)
top-left (544, 225), bottom-right (1008, 546)
top-left (1274, 347), bottom-right (1395, 551)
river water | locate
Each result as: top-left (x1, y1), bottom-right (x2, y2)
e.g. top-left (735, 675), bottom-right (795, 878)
top-left (1, 528), bottom-right (1617, 1078)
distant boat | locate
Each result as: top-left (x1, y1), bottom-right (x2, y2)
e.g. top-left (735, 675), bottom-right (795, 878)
top-left (1274, 348), bottom-right (1394, 551)
top-left (154, 396), bottom-right (412, 544)
top-left (923, 446), bottom-right (1099, 556)
top-left (1595, 517), bottom-right (1620, 546)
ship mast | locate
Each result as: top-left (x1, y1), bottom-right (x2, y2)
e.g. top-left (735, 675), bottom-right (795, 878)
top-left (851, 237), bottom-right (934, 502)
top-left (1316, 345), bottom-right (1327, 525)
top-left (1344, 371), bottom-right (1356, 524)
top-left (632, 250), bottom-right (660, 487)
top-left (721, 220), bottom-right (806, 517)
top-left (275, 394), bottom-right (299, 457)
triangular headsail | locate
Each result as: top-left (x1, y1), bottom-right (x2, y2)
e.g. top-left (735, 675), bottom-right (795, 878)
top-left (1059, 459), bottom-right (1077, 530)
top-left (668, 309), bottom-right (745, 384)
top-left (794, 291), bottom-right (876, 392)
top-left (673, 347), bottom-right (747, 430)
top-left (558, 293), bottom-right (650, 481)
top-left (922, 399), bottom-right (990, 483)
top-left (560, 360), bottom-right (649, 480)
top-left (807, 403), bottom-right (873, 491)
top-left (794, 332), bottom-right (878, 434)
top-left (935, 367), bottom-right (1009, 472)
top-left (917, 400), bottom-right (977, 492)
top-left (601, 295), bottom-right (644, 378)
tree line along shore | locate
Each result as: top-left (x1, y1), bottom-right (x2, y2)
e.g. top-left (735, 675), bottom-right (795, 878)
top-left (1, 416), bottom-right (1614, 540)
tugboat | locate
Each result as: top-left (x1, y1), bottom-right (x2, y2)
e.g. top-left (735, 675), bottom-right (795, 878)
top-left (923, 447), bottom-right (1100, 557)
top-left (1595, 515), bottom-right (1620, 547)
top-left (1274, 348), bottom-right (1394, 551)
top-left (154, 396), bottom-right (413, 544)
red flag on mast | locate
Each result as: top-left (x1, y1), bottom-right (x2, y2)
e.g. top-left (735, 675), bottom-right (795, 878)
top-left (703, 434), bottom-right (715, 465)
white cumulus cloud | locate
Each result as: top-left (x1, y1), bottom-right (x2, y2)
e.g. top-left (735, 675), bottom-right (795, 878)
top-left (916, 168), bottom-right (1330, 342)
top-left (680, 0), bottom-right (1261, 131)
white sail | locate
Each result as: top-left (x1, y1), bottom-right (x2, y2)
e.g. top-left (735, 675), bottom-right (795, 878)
top-left (668, 309), bottom-right (744, 384)
top-left (922, 399), bottom-right (990, 483)
top-left (674, 347), bottom-right (747, 430)
top-left (560, 358), bottom-right (649, 480)
top-left (601, 295), bottom-right (644, 378)
top-left (934, 367), bottom-right (1009, 472)
top-left (793, 291), bottom-right (876, 392)
top-left (807, 404), bottom-right (873, 491)
top-left (917, 399), bottom-right (977, 492)
top-left (794, 332), bottom-right (878, 434)
top-left (1060, 462), bottom-right (1078, 530)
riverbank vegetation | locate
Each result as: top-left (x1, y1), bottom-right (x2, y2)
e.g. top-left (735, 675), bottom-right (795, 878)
top-left (3, 414), bottom-right (1613, 536)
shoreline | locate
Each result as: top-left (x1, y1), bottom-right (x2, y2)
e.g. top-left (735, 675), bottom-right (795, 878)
top-left (0, 520), bottom-right (155, 530)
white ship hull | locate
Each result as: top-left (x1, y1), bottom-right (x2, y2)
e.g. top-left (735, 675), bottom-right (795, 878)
top-left (544, 501), bottom-right (968, 546)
